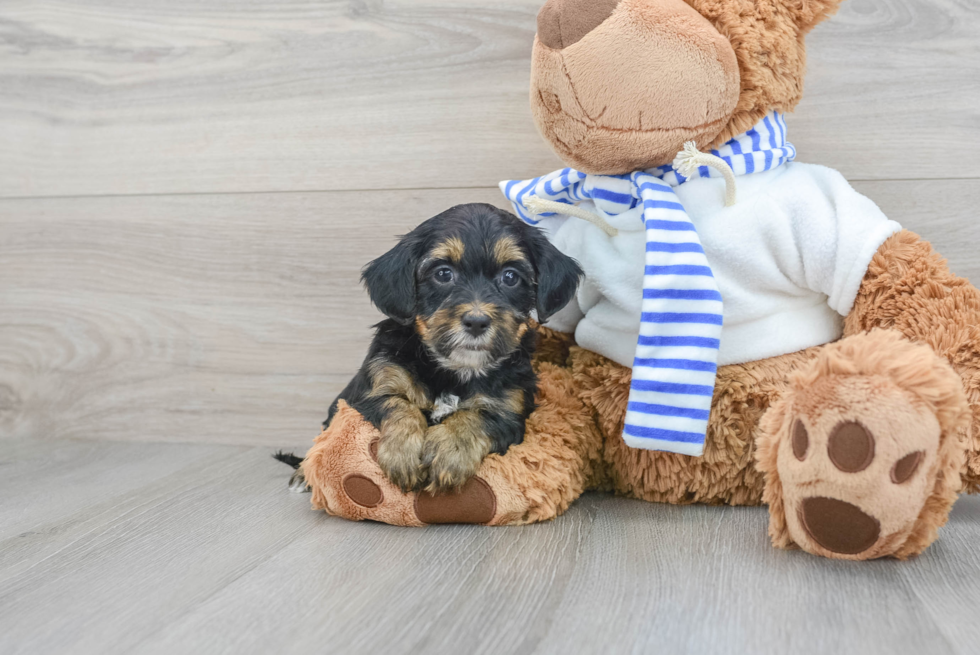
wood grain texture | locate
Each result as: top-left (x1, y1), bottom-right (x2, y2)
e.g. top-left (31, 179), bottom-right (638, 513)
top-left (1, 0), bottom-right (978, 198)
top-left (2, 181), bottom-right (977, 447)
top-left (0, 187), bottom-right (506, 445)
top-left (1, 441), bottom-right (980, 655)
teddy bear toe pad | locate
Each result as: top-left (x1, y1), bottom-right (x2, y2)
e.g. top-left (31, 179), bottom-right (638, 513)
top-left (342, 474), bottom-right (384, 508)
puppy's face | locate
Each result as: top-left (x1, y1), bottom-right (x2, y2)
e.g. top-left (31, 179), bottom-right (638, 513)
top-left (414, 228), bottom-right (535, 376)
top-left (362, 203), bottom-right (582, 378)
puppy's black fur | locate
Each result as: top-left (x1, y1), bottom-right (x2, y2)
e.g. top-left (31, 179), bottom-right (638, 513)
top-left (273, 451), bottom-right (303, 469)
top-left (311, 203), bottom-right (581, 493)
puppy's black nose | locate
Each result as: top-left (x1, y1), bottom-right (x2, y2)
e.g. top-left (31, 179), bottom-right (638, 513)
top-left (461, 312), bottom-right (491, 337)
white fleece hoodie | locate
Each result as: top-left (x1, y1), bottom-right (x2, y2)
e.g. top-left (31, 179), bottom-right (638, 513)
top-left (529, 161), bottom-right (902, 367)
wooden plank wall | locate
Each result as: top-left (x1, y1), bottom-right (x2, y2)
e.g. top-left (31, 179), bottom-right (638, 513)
top-left (1, 0), bottom-right (978, 446)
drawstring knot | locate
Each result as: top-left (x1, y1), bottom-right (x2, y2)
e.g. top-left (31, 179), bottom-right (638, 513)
top-left (672, 141), bottom-right (738, 207)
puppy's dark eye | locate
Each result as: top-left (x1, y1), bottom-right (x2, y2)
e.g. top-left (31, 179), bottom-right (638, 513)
top-left (500, 269), bottom-right (520, 287)
top-left (433, 267), bottom-right (454, 284)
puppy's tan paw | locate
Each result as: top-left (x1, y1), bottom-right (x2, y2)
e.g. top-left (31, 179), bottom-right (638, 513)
top-left (377, 442), bottom-right (425, 492)
top-left (376, 413), bottom-right (428, 493)
top-left (422, 419), bottom-right (491, 493)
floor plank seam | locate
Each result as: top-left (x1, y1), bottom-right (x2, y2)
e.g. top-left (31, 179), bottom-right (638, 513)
top-left (1, 176), bottom-right (978, 203)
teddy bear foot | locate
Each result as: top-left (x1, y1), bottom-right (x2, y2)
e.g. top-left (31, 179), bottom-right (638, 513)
top-left (300, 401), bottom-right (504, 526)
top-left (781, 411), bottom-right (933, 559)
top-left (757, 330), bottom-right (971, 560)
top-left (347, 437), bottom-right (499, 524)
top-left (296, 354), bottom-right (600, 527)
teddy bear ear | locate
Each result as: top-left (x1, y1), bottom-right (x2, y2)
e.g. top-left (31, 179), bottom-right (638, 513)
top-left (781, 0), bottom-right (845, 34)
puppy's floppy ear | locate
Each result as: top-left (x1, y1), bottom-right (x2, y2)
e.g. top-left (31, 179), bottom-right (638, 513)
top-left (361, 235), bottom-right (420, 325)
top-left (523, 226), bottom-right (582, 323)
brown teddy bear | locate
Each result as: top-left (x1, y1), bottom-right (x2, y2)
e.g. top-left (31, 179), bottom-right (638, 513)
top-left (297, 0), bottom-right (980, 560)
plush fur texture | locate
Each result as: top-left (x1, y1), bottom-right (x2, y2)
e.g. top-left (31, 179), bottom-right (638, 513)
top-left (572, 342), bottom-right (814, 506)
top-left (687, 0), bottom-right (844, 149)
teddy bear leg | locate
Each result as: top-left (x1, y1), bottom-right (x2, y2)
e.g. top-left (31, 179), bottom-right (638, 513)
top-left (300, 354), bottom-right (603, 527)
top-left (569, 341), bottom-right (822, 506)
top-left (756, 329), bottom-right (971, 560)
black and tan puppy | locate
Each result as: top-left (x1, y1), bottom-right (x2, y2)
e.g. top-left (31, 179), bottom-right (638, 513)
top-left (319, 203), bottom-right (580, 493)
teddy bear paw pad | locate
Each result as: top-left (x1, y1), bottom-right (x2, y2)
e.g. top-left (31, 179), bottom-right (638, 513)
top-left (798, 496), bottom-right (880, 555)
top-left (414, 477), bottom-right (497, 524)
top-left (777, 380), bottom-right (942, 560)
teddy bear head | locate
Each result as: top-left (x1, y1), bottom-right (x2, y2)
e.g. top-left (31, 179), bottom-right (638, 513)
top-left (530, 0), bottom-right (844, 175)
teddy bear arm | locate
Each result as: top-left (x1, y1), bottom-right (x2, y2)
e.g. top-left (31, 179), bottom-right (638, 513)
top-left (844, 229), bottom-right (980, 492)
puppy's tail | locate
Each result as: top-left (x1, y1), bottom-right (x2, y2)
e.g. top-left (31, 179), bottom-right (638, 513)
top-left (273, 450), bottom-right (304, 469)
top-left (274, 450), bottom-right (311, 493)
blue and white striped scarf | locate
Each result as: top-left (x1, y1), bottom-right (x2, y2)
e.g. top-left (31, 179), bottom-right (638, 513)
top-left (501, 112), bottom-right (795, 456)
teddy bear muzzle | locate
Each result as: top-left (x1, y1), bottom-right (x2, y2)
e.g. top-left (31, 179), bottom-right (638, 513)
top-left (530, 0), bottom-right (741, 175)
top-left (536, 0), bottom-right (620, 50)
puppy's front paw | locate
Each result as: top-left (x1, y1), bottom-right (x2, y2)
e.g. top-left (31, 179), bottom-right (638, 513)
top-left (422, 419), bottom-right (492, 493)
top-left (288, 469), bottom-right (309, 493)
top-left (376, 414), bottom-right (428, 492)
top-left (377, 439), bottom-right (426, 492)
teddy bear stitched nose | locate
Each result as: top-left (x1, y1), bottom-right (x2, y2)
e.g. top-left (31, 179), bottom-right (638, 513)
top-left (537, 0), bottom-right (621, 49)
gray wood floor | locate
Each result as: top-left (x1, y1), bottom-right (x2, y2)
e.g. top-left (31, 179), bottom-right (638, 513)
top-left (3, 439), bottom-right (980, 655)
top-left (2, 0), bottom-right (979, 653)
